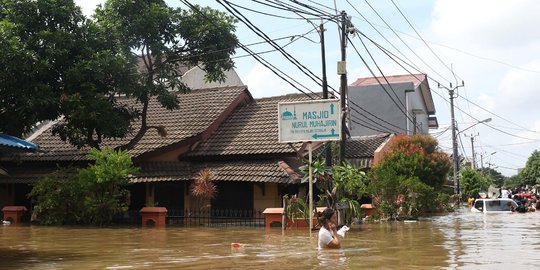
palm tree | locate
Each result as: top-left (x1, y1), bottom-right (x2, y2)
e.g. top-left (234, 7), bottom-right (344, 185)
top-left (190, 168), bottom-right (217, 210)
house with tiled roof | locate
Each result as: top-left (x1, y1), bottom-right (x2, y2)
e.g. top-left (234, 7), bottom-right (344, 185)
top-left (0, 86), bottom-right (255, 214)
top-left (349, 74), bottom-right (438, 136)
top-left (0, 85), bottom-right (394, 223)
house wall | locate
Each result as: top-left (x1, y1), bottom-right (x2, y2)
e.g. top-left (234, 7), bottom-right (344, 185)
top-left (373, 134), bottom-right (396, 165)
top-left (149, 145), bottom-right (191, 161)
top-left (254, 183), bottom-right (282, 210)
top-left (348, 82), bottom-right (430, 136)
top-left (0, 184), bottom-right (14, 208)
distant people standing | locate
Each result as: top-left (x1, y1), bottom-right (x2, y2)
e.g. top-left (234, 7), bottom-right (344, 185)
top-left (318, 208), bottom-right (341, 249)
top-left (501, 187), bottom-right (511, 199)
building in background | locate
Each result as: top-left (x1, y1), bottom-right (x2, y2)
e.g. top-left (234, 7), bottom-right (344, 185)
top-left (348, 74), bottom-right (438, 136)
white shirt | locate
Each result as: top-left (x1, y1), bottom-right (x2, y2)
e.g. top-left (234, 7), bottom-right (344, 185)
top-left (318, 226), bottom-right (333, 248)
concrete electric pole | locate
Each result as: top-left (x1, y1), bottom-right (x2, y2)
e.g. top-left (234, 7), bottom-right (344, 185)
top-left (438, 81), bottom-right (464, 196)
top-left (338, 11), bottom-right (353, 164)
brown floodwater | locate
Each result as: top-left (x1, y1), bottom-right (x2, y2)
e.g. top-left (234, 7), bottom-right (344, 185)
top-left (1, 207), bottom-right (540, 269)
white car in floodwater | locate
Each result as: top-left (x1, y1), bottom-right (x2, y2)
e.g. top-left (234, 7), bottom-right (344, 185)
top-left (471, 198), bottom-right (518, 213)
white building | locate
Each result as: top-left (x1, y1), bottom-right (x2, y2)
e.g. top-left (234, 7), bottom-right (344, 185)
top-left (348, 74), bottom-right (438, 136)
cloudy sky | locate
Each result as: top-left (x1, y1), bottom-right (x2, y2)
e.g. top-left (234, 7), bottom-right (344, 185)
top-left (75, 0), bottom-right (540, 177)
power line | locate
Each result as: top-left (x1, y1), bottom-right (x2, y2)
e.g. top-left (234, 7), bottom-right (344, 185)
top-left (180, 0), bottom-right (320, 99)
top-left (459, 94), bottom-right (540, 134)
top-left (219, 2), bottom-right (409, 134)
top-left (389, 0), bottom-right (461, 82)
top-left (353, 35), bottom-right (407, 112)
top-left (218, 0), bottom-right (328, 92)
top-left (351, 34), bottom-right (416, 125)
top-left (361, 0), bottom-right (452, 84)
top-left (358, 29), bottom-right (540, 146)
top-left (344, 0), bottom-right (424, 75)
top-left (226, 1), bottom-right (322, 20)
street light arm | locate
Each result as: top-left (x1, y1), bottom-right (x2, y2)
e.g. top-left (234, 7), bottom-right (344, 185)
top-left (456, 118), bottom-right (492, 136)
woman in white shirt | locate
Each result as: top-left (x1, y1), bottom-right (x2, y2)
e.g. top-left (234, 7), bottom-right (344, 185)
top-left (317, 208), bottom-right (341, 249)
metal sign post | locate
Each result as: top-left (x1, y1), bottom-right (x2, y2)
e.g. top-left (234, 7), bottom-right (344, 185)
top-left (278, 99), bottom-right (341, 236)
top-left (308, 142), bottom-right (313, 232)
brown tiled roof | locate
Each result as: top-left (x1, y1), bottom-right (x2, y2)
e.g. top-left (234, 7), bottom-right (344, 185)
top-left (310, 134), bottom-right (390, 168)
top-left (350, 74), bottom-right (426, 87)
top-left (130, 160), bottom-right (299, 184)
top-left (0, 164), bottom-right (62, 184)
top-left (15, 86), bottom-right (249, 162)
top-left (0, 159), bottom-right (300, 184)
top-left (187, 92), bottom-right (318, 157)
top-left (346, 134), bottom-right (391, 159)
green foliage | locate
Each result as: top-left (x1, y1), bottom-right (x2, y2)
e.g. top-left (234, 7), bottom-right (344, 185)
top-left (460, 167), bottom-right (492, 199)
top-left (78, 148), bottom-right (138, 226)
top-left (505, 174), bottom-right (524, 189)
top-left (338, 198), bottom-right (363, 224)
top-left (283, 194), bottom-right (308, 221)
top-left (301, 159), bottom-right (368, 222)
top-left (369, 134), bottom-right (451, 219)
top-left (28, 167), bottom-right (84, 225)
top-left (94, 0), bottom-right (239, 150)
top-left (1, 0), bottom-right (238, 151)
top-left (29, 148), bottom-right (138, 226)
top-left (0, 0), bottom-right (138, 143)
top-left (518, 150), bottom-right (540, 186)
top-left (480, 167), bottom-right (505, 187)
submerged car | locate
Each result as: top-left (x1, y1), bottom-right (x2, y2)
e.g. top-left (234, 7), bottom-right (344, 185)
top-left (471, 198), bottom-right (518, 213)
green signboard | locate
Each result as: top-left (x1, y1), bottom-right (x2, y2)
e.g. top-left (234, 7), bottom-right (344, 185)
top-left (278, 99), bottom-right (341, 143)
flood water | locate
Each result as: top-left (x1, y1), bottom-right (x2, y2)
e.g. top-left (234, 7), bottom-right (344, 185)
top-left (1, 207), bottom-right (540, 269)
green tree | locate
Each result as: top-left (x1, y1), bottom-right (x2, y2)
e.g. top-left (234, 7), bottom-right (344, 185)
top-left (505, 174), bottom-right (523, 189)
top-left (518, 150), bottom-right (540, 186)
top-left (479, 167), bottom-right (505, 187)
top-left (0, 0), bottom-right (137, 142)
top-left (93, 0), bottom-right (239, 150)
top-left (368, 134), bottom-right (451, 219)
top-left (29, 148), bottom-right (138, 226)
top-left (79, 147), bottom-right (139, 226)
top-left (1, 0), bottom-right (239, 151)
top-left (28, 167), bottom-right (85, 225)
top-left (301, 159), bottom-right (368, 224)
top-left (460, 167), bottom-right (492, 199)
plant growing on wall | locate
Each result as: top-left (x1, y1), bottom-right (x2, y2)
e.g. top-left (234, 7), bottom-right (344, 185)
top-left (190, 168), bottom-right (217, 210)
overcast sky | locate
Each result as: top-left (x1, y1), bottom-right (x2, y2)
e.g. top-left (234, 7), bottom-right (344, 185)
top-left (75, 0), bottom-right (540, 177)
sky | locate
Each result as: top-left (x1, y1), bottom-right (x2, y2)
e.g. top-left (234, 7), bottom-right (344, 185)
top-left (74, 0), bottom-right (540, 177)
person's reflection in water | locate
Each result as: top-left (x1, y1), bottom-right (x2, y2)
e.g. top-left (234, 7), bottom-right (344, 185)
top-left (317, 248), bottom-right (348, 267)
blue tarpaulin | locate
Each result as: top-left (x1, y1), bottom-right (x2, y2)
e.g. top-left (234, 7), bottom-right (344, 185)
top-left (0, 134), bottom-right (39, 152)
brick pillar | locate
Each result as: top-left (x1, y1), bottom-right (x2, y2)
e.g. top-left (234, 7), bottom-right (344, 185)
top-left (140, 207), bottom-right (167, 227)
top-left (2, 206), bottom-right (27, 225)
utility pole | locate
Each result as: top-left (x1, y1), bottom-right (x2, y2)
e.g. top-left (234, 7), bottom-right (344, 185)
top-left (480, 151), bottom-right (496, 175)
top-left (338, 11), bottom-right (349, 164)
top-left (438, 81), bottom-right (464, 197)
top-left (465, 133), bottom-right (479, 169)
top-left (319, 23), bottom-right (332, 167)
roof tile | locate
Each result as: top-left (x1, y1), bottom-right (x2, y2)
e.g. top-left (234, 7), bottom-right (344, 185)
top-left (129, 160), bottom-right (298, 184)
top-left (14, 86), bottom-right (248, 161)
top-left (187, 93), bottom-right (316, 157)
